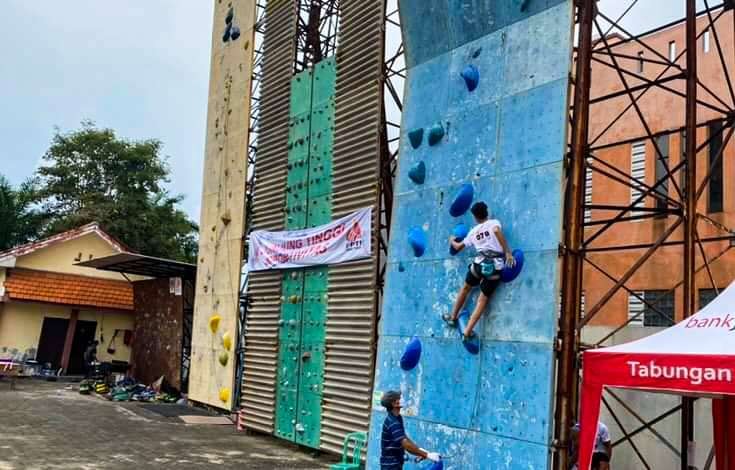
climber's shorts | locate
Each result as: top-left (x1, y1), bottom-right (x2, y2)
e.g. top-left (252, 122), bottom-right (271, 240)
top-left (465, 263), bottom-right (500, 297)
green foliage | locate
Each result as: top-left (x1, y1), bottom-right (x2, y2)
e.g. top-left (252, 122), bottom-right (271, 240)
top-left (33, 122), bottom-right (198, 262)
top-left (0, 176), bottom-right (44, 251)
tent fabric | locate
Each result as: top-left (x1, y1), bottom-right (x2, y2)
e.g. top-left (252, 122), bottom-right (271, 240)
top-left (578, 281), bottom-right (735, 470)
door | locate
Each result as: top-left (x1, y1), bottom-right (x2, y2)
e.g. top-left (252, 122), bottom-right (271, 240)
top-left (36, 317), bottom-right (69, 370)
top-left (67, 320), bottom-right (97, 375)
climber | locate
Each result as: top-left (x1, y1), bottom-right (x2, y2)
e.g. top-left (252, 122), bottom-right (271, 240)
top-left (380, 390), bottom-right (441, 469)
top-left (443, 201), bottom-right (515, 341)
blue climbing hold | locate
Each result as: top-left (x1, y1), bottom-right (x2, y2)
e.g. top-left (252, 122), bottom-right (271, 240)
top-left (225, 7), bottom-right (234, 24)
top-left (427, 461), bottom-right (444, 470)
top-left (449, 184), bottom-right (474, 217)
top-left (500, 249), bottom-right (525, 283)
top-left (428, 123), bottom-right (445, 146)
top-left (230, 25), bottom-right (241, 41)
top-left (398, 262), bottom-right (406, 272)
top-left (457, 309), bottom-right (480, 355)
top-left (408, 161), bottom-right (426, 185)
top-left (408, 128), bottom-right (424, 149)
top-left (461, 65), bottom-right (480, 92)
top-left (400, 337), bottom-right (422, 371)
top-left (449, 223), bottom-right (469, 256)
top-left (222, 24), bottom-right (232, 42)
top-left (408, 227), bottom-right (427, 257)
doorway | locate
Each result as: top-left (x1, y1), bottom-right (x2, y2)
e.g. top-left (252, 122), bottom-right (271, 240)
top-left (36, 317), bottom-right (69, 370)
top-left (67, 320), bottom-right (97, 375)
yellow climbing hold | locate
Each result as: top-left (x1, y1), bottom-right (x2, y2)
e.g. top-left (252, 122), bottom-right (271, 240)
top-left (222, 332), bottom-right (233, 351)
top-left (219, 387), bottom-right (230, 403)
top-left (218, 351), bottom-right (229, 366)
top-left (209, 315), bottom-right (221, 333)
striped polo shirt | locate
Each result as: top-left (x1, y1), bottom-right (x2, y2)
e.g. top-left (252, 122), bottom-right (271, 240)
top-left (380, 413), bottom-right (406, 469)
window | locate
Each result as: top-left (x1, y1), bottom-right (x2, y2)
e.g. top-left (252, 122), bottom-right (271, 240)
top-left (708, 120), bottom-right (724, 213)
top-left (584, 159), bottom-right (593, 223)
top-left (629, 290), bottom-right (675, 327)
top-left (654, 134), bottom-right (670, 212)
top-left (669, 41), bottom-right (677, 62)
top-left (581, 291), bottom-right (586, 318)
top-left (628, 292), bottom-right (644, 326)
top-left (699, 288), bottom-right (719, 309)
top-left (704, 30), bottom-right (711, 53)
top-left (631, 142), bottom-right (647, 215)
top-left (680, 131), bottom-right (687, 192)
top-left (637, 51), bottom-right (644, 73)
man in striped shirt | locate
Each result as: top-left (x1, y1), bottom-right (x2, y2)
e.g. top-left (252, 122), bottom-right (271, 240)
top-left (380, 390), bottom-right (441, 469)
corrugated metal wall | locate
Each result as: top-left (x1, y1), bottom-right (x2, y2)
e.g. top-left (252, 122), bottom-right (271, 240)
top-left (321, 0), bottom-right (386, 454)
top-left (240, 0), bottom-right (298, 434)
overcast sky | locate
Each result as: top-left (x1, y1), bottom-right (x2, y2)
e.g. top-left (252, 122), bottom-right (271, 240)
top-left (0, 1), bottom-right (214, 221)
top-left (0, 1), bottom-right (699, 223)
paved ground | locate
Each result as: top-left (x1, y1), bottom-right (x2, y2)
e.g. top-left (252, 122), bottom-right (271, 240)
top-left (0, 379), bottom-right (338, 470)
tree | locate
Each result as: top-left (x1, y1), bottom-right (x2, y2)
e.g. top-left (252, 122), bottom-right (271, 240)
top-left (34, 122), bottom-right (198, 262)
top-left (0, 176), bottom-right (44, 251)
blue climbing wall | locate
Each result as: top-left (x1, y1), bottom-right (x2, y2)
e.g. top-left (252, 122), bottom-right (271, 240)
top-left (367, 1), bottom-right (573, 468)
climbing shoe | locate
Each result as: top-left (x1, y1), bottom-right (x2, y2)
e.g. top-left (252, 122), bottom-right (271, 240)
top-left (461, 331), bottom-right (477, 343)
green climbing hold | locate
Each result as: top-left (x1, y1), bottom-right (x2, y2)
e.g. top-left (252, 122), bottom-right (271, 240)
top-left (428, 123), bottom-right (445, 146)
top-left (408, 161), bottom-right (426, 185)
top-left (219, 351), bottom-right (229, 366)
top-left (408, 128), bottom-right (424, 149)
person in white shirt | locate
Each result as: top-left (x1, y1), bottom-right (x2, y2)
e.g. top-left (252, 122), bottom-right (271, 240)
top-left (570, 421), bottom-right (612, 470)
top-left (445, 201), bottom-right (515, 341)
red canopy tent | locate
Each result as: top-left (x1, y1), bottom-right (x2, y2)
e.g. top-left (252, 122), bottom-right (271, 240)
top-left (579, 282), bottom-right (735, 470)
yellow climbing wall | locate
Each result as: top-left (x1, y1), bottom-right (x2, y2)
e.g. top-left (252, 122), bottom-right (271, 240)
top-left (190, 0), bottom-right (256, 410)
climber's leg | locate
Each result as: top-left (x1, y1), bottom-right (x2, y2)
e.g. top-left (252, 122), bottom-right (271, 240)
top-left (448, 283), bottom-right (472, 322)
top-left (447, 264), bottom-right (481, 323)
top-left (463, 276), bottom-right (500, 337)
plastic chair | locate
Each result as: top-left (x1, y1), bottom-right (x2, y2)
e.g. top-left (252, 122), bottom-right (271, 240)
top-left (330, 432), bottom-right (367, 470)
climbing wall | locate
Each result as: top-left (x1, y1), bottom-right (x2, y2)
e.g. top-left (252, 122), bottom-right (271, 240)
top-left (190, 0), bottom-right (256, 410)
top-left (274, 59), bottom-right (336, 449)
top-left (367, 1), bottom-right (573, 468)
top-left (240, 0), bottom-right (298, 433)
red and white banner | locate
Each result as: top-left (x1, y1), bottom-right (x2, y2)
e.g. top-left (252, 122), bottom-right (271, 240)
top-left (248, 208), bottom-right (371, 271)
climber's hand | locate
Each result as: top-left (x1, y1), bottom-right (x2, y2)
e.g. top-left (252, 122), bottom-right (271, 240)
top-left (505, 253), bottom-right (516, 268)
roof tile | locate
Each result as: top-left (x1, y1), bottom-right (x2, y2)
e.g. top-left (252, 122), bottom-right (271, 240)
top-left (4, 268), bottom-right (133, 311)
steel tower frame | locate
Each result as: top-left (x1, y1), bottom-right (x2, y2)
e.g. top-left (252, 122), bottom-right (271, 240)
top-left (556, 1), bottom-right (735, 469)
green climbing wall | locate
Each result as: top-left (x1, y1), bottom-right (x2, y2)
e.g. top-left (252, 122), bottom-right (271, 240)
top-left (275, 57), bottom-right (336, 449)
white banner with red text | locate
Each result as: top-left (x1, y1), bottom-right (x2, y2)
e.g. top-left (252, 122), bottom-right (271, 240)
top-left (248, 208), bottom-right (371, 271)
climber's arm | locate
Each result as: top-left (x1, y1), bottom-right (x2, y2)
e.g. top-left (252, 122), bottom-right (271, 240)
top-left (449, 236), bottom-right (465, 252)
top-left (494, 227), bottom-right (515, 268)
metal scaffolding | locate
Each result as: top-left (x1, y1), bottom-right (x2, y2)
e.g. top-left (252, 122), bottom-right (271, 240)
top-left (294, 0), bottom-right (340, 73)
top-left (378, 0), bottom-right (404, 299)
top-left (556, 1), bottom-right (735, 469)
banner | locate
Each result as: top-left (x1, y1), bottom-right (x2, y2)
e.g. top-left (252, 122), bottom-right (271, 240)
top-left (248, 207), bottom-right (372, 271)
